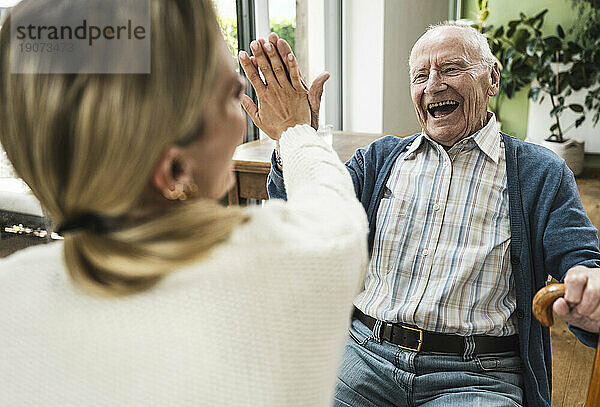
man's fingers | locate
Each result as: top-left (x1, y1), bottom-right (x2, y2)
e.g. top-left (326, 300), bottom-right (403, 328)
top-left (250, 40), bottom-right (278, 87)
top-left (564, 266), bottom-right (588, 304)
top-left (553, 297), bottom-right (572, 318)
top-left (575, 279), bottom-right (600, 315)
top-left (554, 297), bottom-right (600, 332)
top-left (263, 38), bottom-right (288, 88)
top-left (240, 94), bottom-right (259, 123)
top-left (250, 55), bottom-right (258, 69)
top-left (238, 50), bottom-right (265, 95)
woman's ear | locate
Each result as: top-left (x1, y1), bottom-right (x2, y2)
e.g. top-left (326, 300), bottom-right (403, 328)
top-left (488, 62), bottom-right (500, 97)
top-left (151, 146), bottom-right (193, 199)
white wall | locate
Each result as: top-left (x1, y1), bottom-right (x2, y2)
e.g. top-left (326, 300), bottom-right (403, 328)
top-left (342, 0), bottom-right (385, 133)
top-left (526, 89), bottom-right (600, 154)
top-left (382, 0), bottom-right (449, 135)
top-left (343, 0), bottom-right (450, 134)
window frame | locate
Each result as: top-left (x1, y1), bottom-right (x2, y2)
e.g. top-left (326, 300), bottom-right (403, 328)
top-left (235, 0), bottom-right (260, 142)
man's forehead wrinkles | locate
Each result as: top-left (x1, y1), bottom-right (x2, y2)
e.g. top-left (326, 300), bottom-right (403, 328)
top-left (411, 54), bottom-right (471, 73)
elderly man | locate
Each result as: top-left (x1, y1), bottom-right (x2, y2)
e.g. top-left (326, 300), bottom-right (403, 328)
top-left (243, 24), bottom-right (600, 407)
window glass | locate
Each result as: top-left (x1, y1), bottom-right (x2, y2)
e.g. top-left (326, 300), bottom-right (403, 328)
top-left (0, 0), bottom-right (21, 22)
top-left (269, 0), bottom-right (295, 53)
top-left (213, 0), bottom-right (238, 59)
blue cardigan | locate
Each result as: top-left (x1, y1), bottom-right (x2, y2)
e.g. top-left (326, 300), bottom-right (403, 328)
top-left (267, 133), bottom-right (600, 407)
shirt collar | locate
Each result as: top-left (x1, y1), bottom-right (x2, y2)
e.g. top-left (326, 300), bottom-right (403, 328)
top-left (402, 134), bottom-right (426, 159)
top-left (472, 112), bottom-right (501, 164)
top-left (414, 112), bottom-right (501, 164)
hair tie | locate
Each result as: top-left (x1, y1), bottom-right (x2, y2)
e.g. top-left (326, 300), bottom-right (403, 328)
top-left (55, 213), bottom-right (110, 235)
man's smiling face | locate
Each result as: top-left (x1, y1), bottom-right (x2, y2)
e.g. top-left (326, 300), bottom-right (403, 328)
top-left (409, 26), bottom-right (499, 146)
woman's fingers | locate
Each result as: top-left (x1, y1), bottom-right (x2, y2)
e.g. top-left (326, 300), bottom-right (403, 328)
top-left (284, 52), bottom-right (303, 91)
top-left (263, 39), bottom-right (289, 89)
top-left (238, 50), bottom-right (265, 95)
top-left (276, 38), bottom-right (307, 91)
top-left (240, 94), bottom-right (259, 124)
top-left (268, 32), bottom-right (279, 46)
top-left (250, 40), bottom-right (278, 88)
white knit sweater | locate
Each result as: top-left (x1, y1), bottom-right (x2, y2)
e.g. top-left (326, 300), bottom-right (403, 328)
top-left (0, 125), bottom-right (368, 406)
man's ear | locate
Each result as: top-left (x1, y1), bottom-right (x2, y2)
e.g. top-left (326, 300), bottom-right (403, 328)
top-left (151, 145), bottom-right (193, 197)
top-left (488, 61), bottom-right (500, 97)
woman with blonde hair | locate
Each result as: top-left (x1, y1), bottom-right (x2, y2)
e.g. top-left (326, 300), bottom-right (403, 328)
top-left (0, 0), bottom-right (368, 405)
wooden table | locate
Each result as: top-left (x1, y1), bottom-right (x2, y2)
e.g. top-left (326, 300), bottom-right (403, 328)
top-left (227, 131), bottom-right (402, 205)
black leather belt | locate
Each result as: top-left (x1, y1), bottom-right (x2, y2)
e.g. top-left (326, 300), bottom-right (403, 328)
top-left (353, 308), bottom-right (519, 354)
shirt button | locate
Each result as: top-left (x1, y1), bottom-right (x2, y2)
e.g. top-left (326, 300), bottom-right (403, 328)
top-left (516, 309), bottom-right (525, 319)
top-left (443, 161), bottom-right (449, 167)
top-left (422, 249), bottom-right (429, 256)
top-left (433, 204), bottom-right (440, 211)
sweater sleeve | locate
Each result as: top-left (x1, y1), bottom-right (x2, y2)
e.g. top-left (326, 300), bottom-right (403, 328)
top-left (543, 164), bottom-right (600, 278)
top-left (278, 124), bottom-right (358, 205)
top-left (263, 124), bottom-right (369, 287)
top-left (543, 163), bottom-right (600, 347)
top-left (266, 130), bottom-right (367, 202)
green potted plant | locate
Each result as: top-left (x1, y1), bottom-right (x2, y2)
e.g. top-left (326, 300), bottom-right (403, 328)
top-left (572, 0), bottom-right (600, 127)
top-left (476, 6), bottom-right (591, 175)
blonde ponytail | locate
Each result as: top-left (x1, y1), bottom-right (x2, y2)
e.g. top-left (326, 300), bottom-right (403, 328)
top-left (0, 0), bottom-right (248, 296)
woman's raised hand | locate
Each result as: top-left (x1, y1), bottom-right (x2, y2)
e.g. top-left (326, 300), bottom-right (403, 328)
top-left (238, 39), bottom-right (311, 140)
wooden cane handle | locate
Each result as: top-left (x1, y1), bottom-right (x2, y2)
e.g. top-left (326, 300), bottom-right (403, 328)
top-left (532, 283), bottom-right (600, 406)
top-left (532, 283), bottom-right (565, 327)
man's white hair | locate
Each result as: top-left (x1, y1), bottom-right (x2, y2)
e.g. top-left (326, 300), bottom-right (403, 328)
top-left (409, 22), bottom-right (496, 70)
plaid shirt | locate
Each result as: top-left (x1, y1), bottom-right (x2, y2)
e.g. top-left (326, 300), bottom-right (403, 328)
top-left (354, 114), bottom-right (517, 336)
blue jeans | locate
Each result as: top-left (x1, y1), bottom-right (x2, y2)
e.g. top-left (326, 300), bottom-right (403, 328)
top-left (334, 319), bottom-right (524, 407)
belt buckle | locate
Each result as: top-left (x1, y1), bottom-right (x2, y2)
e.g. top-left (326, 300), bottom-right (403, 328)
top-left (397, 325), bottom-right (423, 352)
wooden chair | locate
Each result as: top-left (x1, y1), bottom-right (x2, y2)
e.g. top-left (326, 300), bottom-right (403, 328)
top-left (533, 283), bottom-right (600, 406)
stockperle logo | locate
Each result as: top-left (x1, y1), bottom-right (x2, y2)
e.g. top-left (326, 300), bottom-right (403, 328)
top-left (10, 0), bottom-right (150, 74)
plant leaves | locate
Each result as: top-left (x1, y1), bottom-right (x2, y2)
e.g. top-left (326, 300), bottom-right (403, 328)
top-left (529, 87), bottom-right (541, 101)
top-left (557, 25), bottom-right (565, 39)
top-left (569, 103), bottom-right (584, 113)
top-left (533, 9), bottom-right (548, 29)
top-left (514, 29), bottom-right (531, 52)
top-left (575, 116), bottom-right (585, 127)
top-left (550, 105), bottom-right (563, 117)
top-left (507, 20), bottom-right (520, 38)
top-left (480, 10), bottom-right (490, 23)
top-left (526, 38), bottom-right (538, 56)
top-left (494, 26), bottom-right (504, 38)
top-left (567, 41), bottom-right (583, 53)
top-left (543, 36), bottom-right (562, 52)
top-left (533, 9), bottom-right (549, 21)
